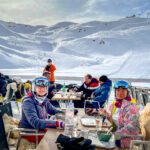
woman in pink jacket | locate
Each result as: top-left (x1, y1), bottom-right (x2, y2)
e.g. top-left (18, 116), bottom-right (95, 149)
top-left (101, 80), bottom-right (140, 148)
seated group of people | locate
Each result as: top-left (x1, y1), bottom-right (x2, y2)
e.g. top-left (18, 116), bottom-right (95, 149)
top-left (0, 59), bottom-right (143, 148)
top-left (18, 76), bottom-right (140, 148)
top-left (73, 74), bottom-right (112, 108)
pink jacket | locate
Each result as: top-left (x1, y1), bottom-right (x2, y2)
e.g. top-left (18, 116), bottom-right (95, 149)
top-left (107, 98), bottom-right (141, 148)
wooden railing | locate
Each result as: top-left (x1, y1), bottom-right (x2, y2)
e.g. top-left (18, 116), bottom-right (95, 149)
top-left (8, 75), bottom-right (150, 106)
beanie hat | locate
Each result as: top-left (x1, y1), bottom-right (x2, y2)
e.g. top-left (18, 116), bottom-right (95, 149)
top-left (99, 75), bottom-right (108, 82)
top-left (48, 59), bottom-right (52, 62)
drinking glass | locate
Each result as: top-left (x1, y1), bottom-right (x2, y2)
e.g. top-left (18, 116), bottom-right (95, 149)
top-left (78, 129), bottom-right (89, 138)
top-left (95, 116), bottom-right (102, 131)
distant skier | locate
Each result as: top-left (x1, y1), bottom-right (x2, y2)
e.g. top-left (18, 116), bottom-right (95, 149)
top-left (43, 59), bottom-right (56, 84)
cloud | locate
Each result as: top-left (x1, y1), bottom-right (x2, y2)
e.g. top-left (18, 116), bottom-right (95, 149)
top-left (0, 0), bottom-right (150, 26)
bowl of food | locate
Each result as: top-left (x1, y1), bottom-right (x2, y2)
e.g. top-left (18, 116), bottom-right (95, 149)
top-left (97, 131), bottom-right (112, 142)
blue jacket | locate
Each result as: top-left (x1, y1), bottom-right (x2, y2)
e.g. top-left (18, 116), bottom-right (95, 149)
top-left (93, 79), bottom-right (112, 107)
top-left (19, 92), bottom-right (60, 129)
top-left (77, 78), bottom-right (99, 98)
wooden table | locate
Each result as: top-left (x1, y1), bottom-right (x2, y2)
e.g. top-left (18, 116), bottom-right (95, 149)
top-left (37, 109), bottom-right (119, 150)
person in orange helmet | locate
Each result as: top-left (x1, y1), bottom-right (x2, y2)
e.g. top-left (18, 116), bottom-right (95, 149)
top-left (43, 59), bottom-right (56, 84)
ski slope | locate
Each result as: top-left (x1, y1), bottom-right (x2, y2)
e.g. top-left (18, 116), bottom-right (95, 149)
top-left (0, 17), bottom-right (150, 78)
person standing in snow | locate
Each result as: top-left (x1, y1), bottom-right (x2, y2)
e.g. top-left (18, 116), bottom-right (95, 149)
top-left (43, 59), bottom-right (56, 84)
top-left (74, 74), bottom-right (99, 108)
top-left (91, 75), bottom-right (112, 108)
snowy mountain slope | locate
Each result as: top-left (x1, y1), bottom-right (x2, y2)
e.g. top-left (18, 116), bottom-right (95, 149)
top-left (0, 17), bottom-right (150, 78)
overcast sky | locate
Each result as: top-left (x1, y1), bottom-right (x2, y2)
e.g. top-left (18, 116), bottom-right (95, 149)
top-left (0, 0), bottom-right (150, 26)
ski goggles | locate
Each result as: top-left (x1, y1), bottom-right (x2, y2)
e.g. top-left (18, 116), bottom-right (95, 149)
top-left (33, 77), bottom-right (49, 87)
top-left (114, 80), bottom-right (129, 89)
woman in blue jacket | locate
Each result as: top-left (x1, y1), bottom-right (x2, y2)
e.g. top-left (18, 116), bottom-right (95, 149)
top-left (19, 76), bottom-right (64, 143)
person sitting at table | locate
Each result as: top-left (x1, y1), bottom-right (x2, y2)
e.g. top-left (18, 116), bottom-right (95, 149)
top-left (43, 71), bottom-right (55, 98)
top-left (19, 76), bottom-right (64, 143)
top-left (74, 74), bottom-right (99, 108)
top-left (101, 80), bottom-right (140, 148)
top-left (43, 71), bottom-right (60, 107)
top-left (91, 75), bottom-right (112, 108)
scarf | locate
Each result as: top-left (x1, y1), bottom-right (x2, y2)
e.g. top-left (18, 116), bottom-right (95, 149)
top-left (115, 96), bottom-right (132, 108)
top-left (34, 95), bottom-right (47, 104)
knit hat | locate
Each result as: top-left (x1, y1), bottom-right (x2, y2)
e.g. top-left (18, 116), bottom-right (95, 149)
top-left (99, 75), bottom-right (108, 82)
top-left (47, 59), bottom-right (52, 62)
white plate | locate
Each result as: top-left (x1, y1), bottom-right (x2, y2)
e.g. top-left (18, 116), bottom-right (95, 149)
top-left (80, 116), bottom-right (96, 126)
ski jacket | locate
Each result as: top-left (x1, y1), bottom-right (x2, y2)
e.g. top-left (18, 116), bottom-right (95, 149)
top-left (107, 98), bottom-right (140, 148)
top-left (43, 64), bottom-right (56, 82)
top-left (77, 78), bottom-right (99, 98)
top-left (19, 92), bottom-right (61, 129)
top-left (93, 79), bottom-right (112, 107)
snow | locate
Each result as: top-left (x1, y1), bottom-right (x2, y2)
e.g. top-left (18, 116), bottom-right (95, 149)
top-left (0, 17), bottom-right (150, 79)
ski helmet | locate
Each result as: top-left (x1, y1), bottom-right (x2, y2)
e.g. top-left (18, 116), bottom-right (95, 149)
top-left (114, 80), bottom-right (130, 98)
top-left (114, 80), bottom-right (129, 89)
top-left (32, 76), bottom-right (49, 94)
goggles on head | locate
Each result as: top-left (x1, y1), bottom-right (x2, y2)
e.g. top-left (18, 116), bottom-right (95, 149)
top-left (114, 80), bottom-right (129, 89)
top-left (33, 77), bottom-right (49, 87)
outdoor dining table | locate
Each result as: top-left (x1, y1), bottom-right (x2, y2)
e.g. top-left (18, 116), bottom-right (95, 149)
top-left (36, 109), bottom-right (119, 150)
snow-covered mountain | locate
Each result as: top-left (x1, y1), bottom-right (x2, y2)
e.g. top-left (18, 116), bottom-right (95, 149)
top-left (0, 17), bottom-right (150, 78)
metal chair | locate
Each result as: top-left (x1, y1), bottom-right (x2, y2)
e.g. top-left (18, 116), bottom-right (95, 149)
top-left (114, 133), bottom-right (145, 149)
top-left (130, 140), bottom-right (150, 150)
top-left (84, 98), bottom-right (100, 114)
top-left (7, 128), bottom-right (45, 150)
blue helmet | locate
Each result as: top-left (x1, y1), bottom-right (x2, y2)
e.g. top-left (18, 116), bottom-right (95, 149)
top-left (114, 80), bottom-right (129, 89)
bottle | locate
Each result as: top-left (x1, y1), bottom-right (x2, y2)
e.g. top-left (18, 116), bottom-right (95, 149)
top-left (64, 100), bottom-right (74, 137)
top-left (62, 82), bottom-right (66, 93)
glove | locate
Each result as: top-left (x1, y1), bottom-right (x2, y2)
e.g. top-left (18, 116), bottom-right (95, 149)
top-left (56, 134), bottom-right (96, 150)
top-left (56, 134), bottom-right (70, 148)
